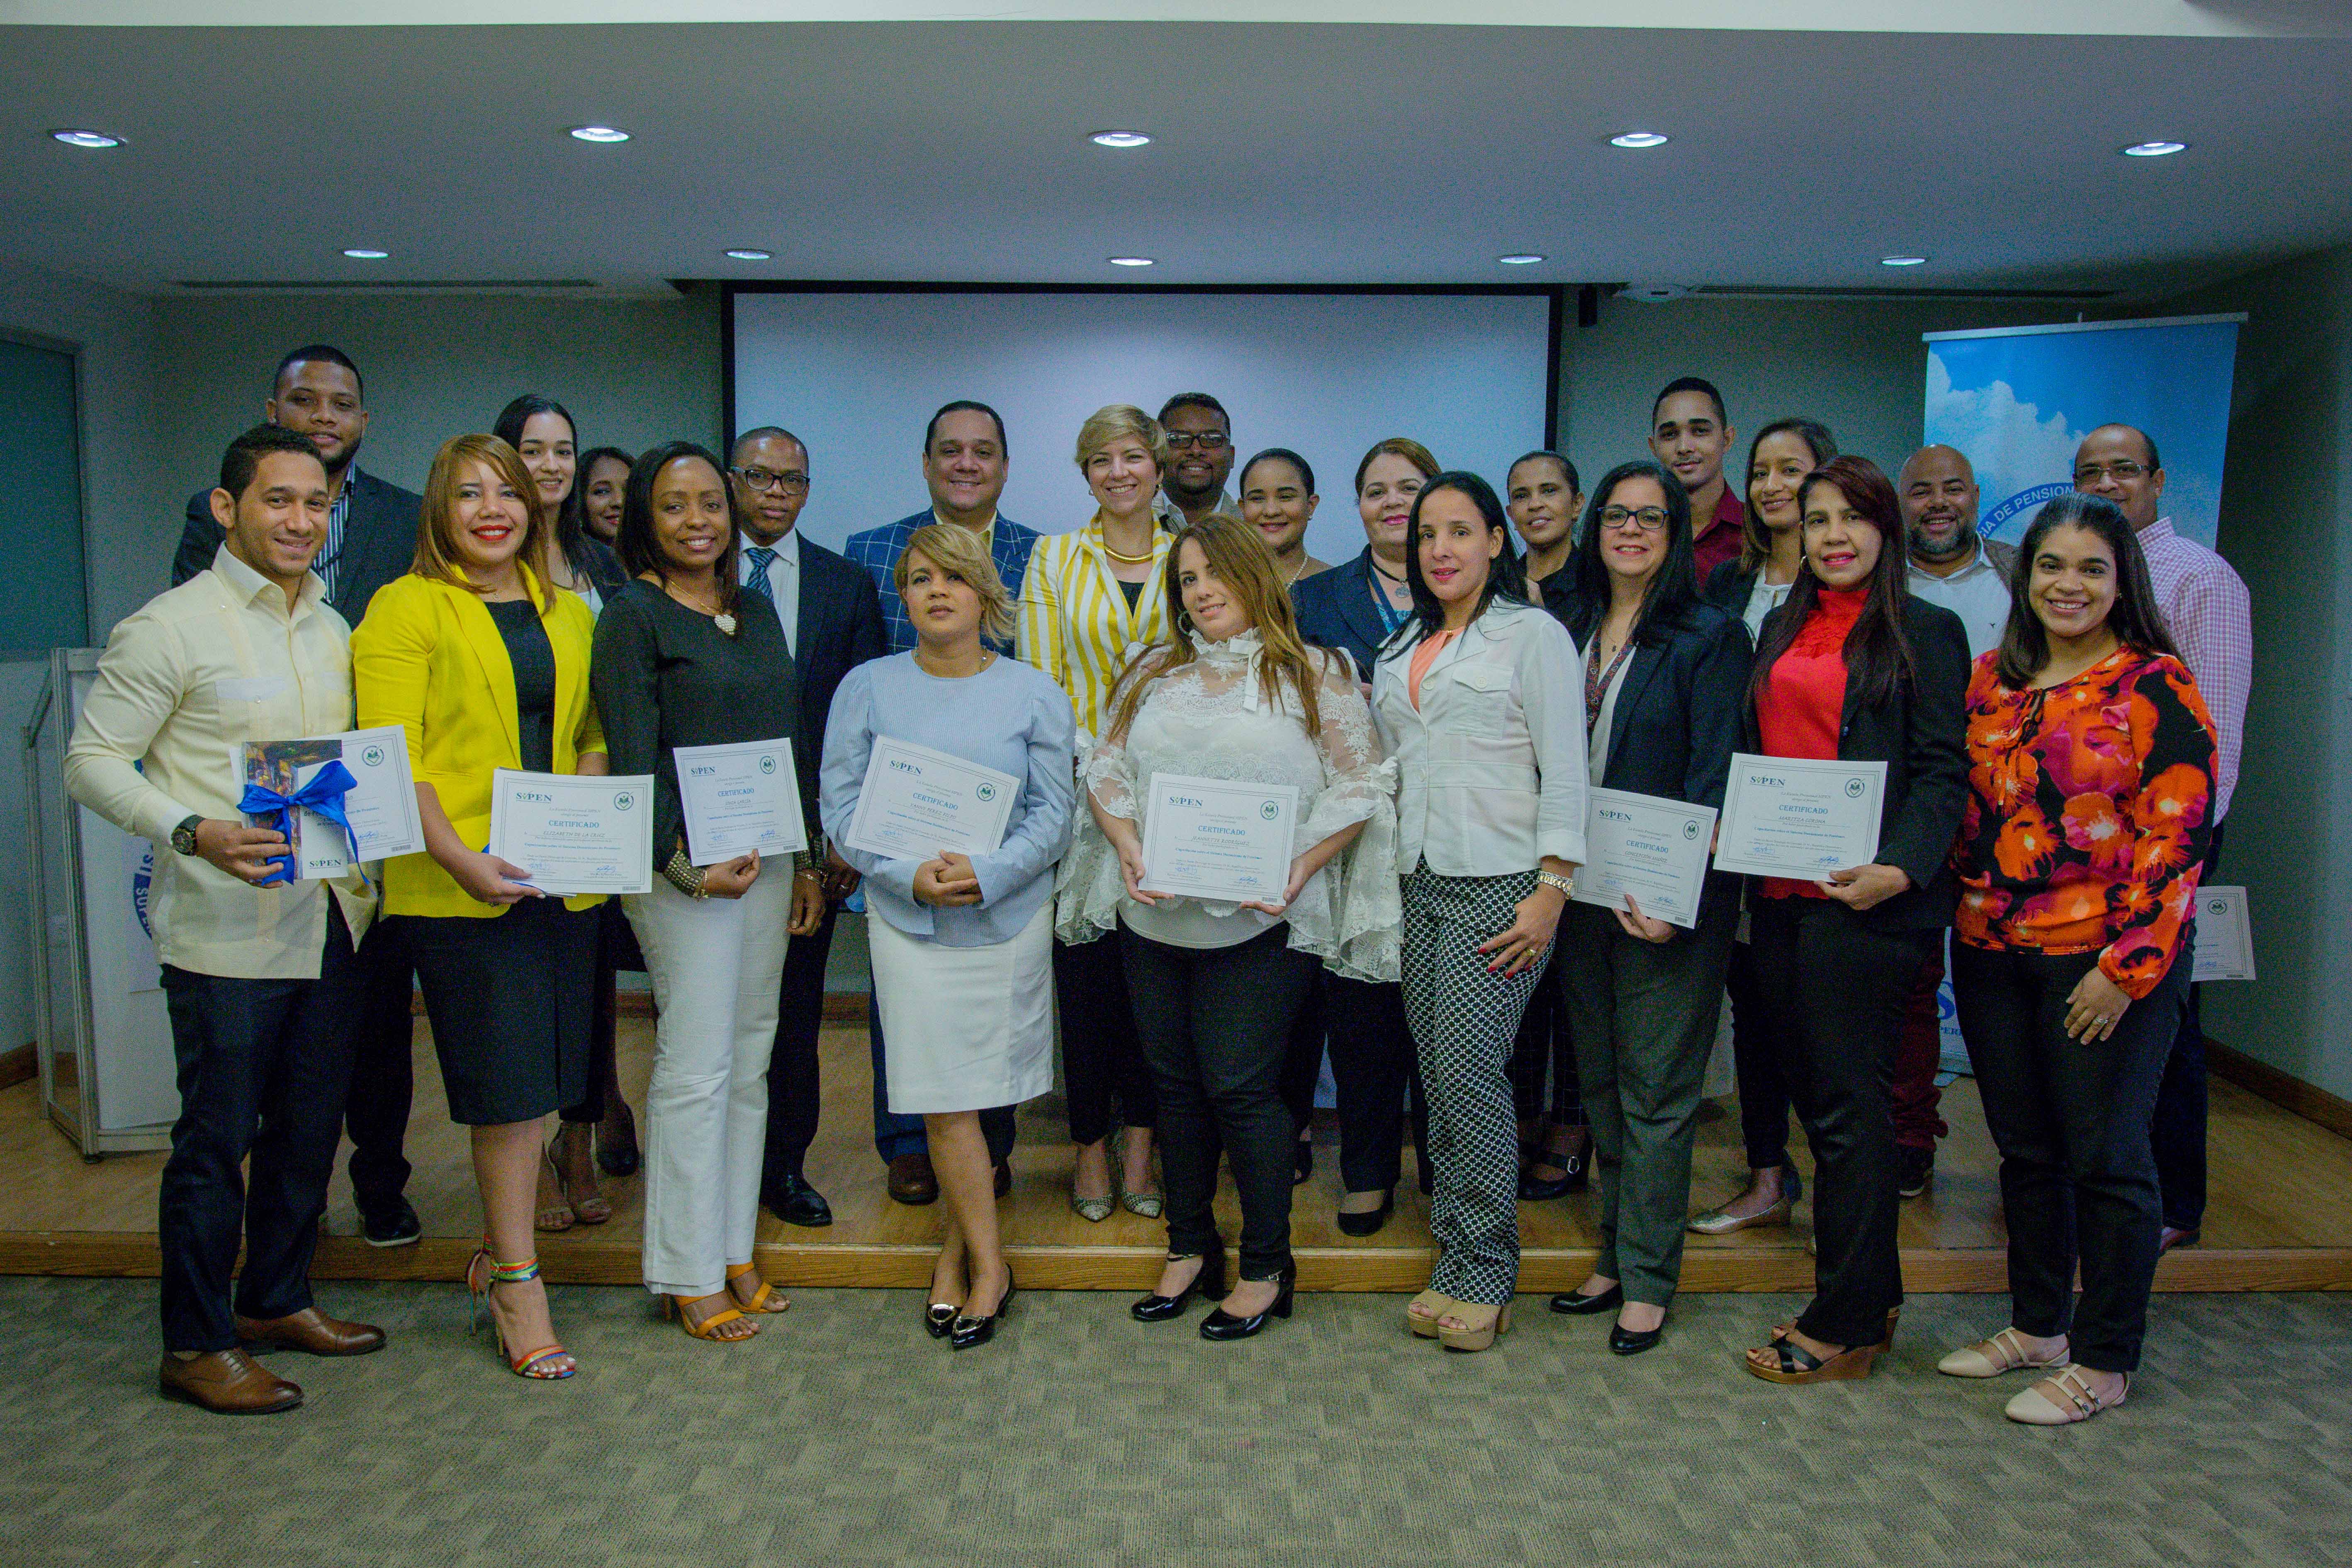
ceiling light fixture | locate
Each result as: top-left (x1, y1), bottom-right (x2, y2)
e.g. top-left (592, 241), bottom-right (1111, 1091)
top-left (1880, 255), bottom-right (1929, 267)
top-left (1609, 131), bottom-right (1669, 149)
top-left (2122, 140), bottom-right (2188, 158)
top-left (1108, 256), bottom-right (1155, 267)
top-left (723, 248), bottom-right (772, 261)
top-left (568, 125), bottom-right (630, 143)
top-left (1499, 254), bottom-right (1545, 266)
top-left (50, 129), bottom-right (124, 149)
top-left (341, 248), bottom-right (390, 260)
top-left (1090, 130), bottom-right (1152, 149)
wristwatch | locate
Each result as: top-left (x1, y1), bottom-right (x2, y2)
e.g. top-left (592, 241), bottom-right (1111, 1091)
top-left (1535, 868), bottom-right (1575, 899)
top-left (170, 815), bottom-right (203, 857)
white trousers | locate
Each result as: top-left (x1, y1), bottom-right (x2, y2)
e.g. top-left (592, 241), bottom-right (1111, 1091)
top-left (626, 870), bottom-right (792, 1298)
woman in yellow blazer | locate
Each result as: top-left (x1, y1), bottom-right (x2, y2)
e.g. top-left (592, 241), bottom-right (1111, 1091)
top-left (352, 432), bottom-right (607, 1382)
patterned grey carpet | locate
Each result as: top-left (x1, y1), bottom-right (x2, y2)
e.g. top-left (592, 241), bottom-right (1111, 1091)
top-left (3, 1279), bottom-right (2347, 1568)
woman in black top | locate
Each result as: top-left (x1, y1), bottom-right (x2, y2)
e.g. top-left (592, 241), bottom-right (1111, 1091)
top-left (591, 441), bottom-right (825, 1343)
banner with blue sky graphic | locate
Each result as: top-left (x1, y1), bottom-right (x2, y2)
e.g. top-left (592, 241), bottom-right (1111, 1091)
top-left (1922, 314), bottom-right (2243, 551)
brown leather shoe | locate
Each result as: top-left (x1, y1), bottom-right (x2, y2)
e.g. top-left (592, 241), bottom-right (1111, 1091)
top-left (158, 1349), bottom-right (302, 1414)
top-left (236, 1306), bottom-right (387, 1357)
top-left (887, 1152), bottom-right (939, 1205)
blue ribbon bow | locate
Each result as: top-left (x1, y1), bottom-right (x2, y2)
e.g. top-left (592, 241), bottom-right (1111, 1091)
top-left (238, 759), bottom-right (365, 887)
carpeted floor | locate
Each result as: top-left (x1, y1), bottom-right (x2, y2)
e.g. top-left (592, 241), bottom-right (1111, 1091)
top-left (4, 1279), bottom-right (2347, 1568)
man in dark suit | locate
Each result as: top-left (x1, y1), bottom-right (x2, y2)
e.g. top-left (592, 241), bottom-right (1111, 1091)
top-left (168, 344), bottom-right (427, 1249)
top-left (730, 427), bottom-right (890, 1227)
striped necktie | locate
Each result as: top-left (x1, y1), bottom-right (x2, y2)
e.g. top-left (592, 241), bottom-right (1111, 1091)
top-left (745, 545), bottom-right (777, 603)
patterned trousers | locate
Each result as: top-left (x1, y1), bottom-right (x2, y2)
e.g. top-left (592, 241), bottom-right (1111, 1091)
top-left (1400, 864), bottom-right (1548, 1305)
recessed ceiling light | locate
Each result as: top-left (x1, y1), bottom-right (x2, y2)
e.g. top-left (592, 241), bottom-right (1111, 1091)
top-left (50, 129), bottom-right (124, 149)
top-left (1499, 254), bottom-right (1545, 266)
top-left (568, 125), bottom-right (630, 143)
top-left (1880, 255), bottom-right (1929, 267)
top-left (1108, 256), bottom-right (1155, 267)
top-left (1090, 130), bottom-right (1152, 149)
top-left (1609, 131), bottom-right (1669, 149)
top-left (341, 248), bottom-right (389, 260)
top-left (723, 248), bottom-right (771, 261)
top-left (2122, 140), bottom-right (2188, 158)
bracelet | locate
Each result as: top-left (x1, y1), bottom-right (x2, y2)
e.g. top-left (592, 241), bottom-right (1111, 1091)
top-left (662, 845), bottom-right (708, 900)
top-left (1535, 869), bottom-right (1575, 899)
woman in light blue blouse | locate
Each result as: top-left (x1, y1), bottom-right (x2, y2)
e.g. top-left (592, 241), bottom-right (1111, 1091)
top-left (819, 523), bottom-right (1075, 1352)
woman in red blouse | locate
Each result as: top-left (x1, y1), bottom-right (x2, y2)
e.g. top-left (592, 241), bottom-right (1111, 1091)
top-left (1940, 493), bottom-right (2216, 1427)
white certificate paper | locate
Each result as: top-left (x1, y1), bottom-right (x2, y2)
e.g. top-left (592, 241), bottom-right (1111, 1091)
top-left (843, 737), bottom-right (1019, 863)
top-left (1712, 755), bottom-right (1886, 880)
top-left (1140, 773), bottom-right (1299, 904)
top-left (486, 769), bottom-right (655, 896)
top-left (673, 737), bottom-right (808, 866)
top-left (2191, 885), bottom-right (2255, 983)
top-left (1573, 788), bottom-right (1718, 930)
top-left (238, 725), bottom-right (424, 879)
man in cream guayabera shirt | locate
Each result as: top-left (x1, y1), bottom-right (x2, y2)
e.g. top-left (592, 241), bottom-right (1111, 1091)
top-left (66, 425), bottom-right (387, 1416)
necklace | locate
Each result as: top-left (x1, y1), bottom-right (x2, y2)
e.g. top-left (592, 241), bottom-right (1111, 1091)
top-left (658, 577), bottom-right (735, 636)
top-left (1369, 554), bottom-right (1407, 584)
top-left (915, 647), bottom-right (994, 679)
top-left (1100, 539), bottom-right (1156, 564)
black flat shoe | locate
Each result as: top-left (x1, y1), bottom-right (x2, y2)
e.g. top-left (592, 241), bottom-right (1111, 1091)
top-left (1293, 1142), bottom-right (1314, 1186)
top-left (358, 1197), bottom-right (421, 1249)
top-left (1200, 1266), bottom-right (1295, 1341)
top-left (1131, 1248), bottom-right (1227, 1322)
top-left (1518, 1134), bottom-right (1591, 1201)
top-left (923, 1302), bottom-right (957, 1340)
top-left (1609, 1321), bottom-right (1664, 1356)
top-left (1549, 1283), bottom-right (1623, 1316)
top-left (766, 1173), bottom-right (834, 1229)
top-left (1334, 1190), bottom-right (1395, 1238)
top-left (951, 1275), bottom-right (1017, 1351)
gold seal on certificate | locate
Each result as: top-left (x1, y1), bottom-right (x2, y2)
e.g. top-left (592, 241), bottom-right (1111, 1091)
top-left (486, 768), bottom-right (656, 895)
top-left (673, 737), bottom-right (808, 866)
top-left (1572, 788), bottom-right (1717, 929)
top-left (843, 736), bottom-right (1019, 863)
top-left (236, 725), bottom-right (424, 879)
top-left (1139, 773), bottom-right (1299, 904)
top-left (1712, 755), bottom-right (1886, 880)
top-left (2190, 885), bottom-right (2254, 982)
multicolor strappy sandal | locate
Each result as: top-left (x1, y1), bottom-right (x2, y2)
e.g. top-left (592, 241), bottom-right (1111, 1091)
top-left (467, 1250), bottom-right (577, 1379)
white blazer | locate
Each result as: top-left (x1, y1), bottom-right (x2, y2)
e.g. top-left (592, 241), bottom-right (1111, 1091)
top-left (1372, 596), bottom-right (1590, 878)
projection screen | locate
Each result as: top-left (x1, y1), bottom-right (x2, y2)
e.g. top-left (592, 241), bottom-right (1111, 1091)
top-left (725, 286), bottom-right (1560, 566)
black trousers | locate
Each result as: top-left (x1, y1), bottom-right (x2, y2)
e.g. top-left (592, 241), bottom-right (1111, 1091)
top-left (1281, 970), bottom-right (1327, 1134)
top-left (761, 898), bottom-right (839, 1191)
top-left (1508, 961), bottom-right (1587, 1131)
top-left (1725, 938), bottom-right (1795, 1172)
top-left (1748, 897), bottom-right (1933, 1348)
top-left (2151, 825), bottom-right (2223, 1231)
top-left (342, 916), bottom-right (415, 1216)
top-left (1323, 972), bottom-right (1427, 1194)
top-left (1953, 944), bottom-right (2187, 1373)
top-left (1121, 923), bottom-right (1317, 1279)
top-left (1055, 931), bottom-right (1157, 1147)
top-left (158, 907), bottom-right (363, 1352)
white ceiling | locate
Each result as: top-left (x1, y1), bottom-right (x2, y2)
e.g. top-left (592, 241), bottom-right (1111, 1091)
top-left (2, 19), bottom-right (2348, 299)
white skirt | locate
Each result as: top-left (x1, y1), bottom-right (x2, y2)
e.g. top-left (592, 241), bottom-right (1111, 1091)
top-left (867, 898), bottom-right (1055, 1116)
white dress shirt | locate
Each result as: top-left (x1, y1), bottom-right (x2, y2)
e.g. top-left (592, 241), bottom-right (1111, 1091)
top-left (1373, 597), bottom-right (1590, 876)
top-left (1907, 543), bottom-right (2012, 661)
top-left (739, 528), bottom-right (802, 654)
top-left (64, 546), bottom-right (374, 978)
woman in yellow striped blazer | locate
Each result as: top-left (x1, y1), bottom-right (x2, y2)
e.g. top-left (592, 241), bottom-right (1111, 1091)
top-left (353, 433), bottom-right (608, 1382)
top-left (1019, 405), bottom-right (1174, 1221)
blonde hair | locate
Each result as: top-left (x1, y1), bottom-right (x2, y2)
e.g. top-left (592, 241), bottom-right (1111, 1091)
top-left (893, 523), bottom-right (1016, 644)
top-left (1073, 404), bottom-right (1171, 479)
top-left (1106, 515), bottom-right (1326, 742)
top-left (412, 433), bottom-right (552, 610)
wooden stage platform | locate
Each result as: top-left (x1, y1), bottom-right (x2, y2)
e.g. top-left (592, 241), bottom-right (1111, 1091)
top-left (7, 1016), bottom-right (2351, 1294)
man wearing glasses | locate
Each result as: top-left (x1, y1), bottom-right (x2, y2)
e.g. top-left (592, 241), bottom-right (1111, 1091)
top-left (728, 426), bottom-right (889, 1229)
top-left (1155, 392), bottom-right (1238, 528)
top-left (2073, 423), bottom-right (2251, 1259)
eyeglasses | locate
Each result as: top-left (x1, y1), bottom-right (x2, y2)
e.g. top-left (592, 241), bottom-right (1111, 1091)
top-left (1164, 432), bottom-right (1231, 451)
top-left (732, 466), bottom-right (810, 493)
top-left (2072, 460), bottom-right (2146, 485)
top-left (1598, 505), bottom-right (1669, 532)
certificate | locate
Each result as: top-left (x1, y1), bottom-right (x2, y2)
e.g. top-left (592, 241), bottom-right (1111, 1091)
top-left (2190, 885), bottom-right (2255, 983)
top-left (486, 768), bottom-right (655, 896)
top-left (673, 738), bottom-right (808, 866)
top-left (1140, 773), bottom-right (1299, 904)
top-left (1571, 788), bottom-right (1717, 930)
top-left (842, 737), bottom-right (1019, 863)
top-left (238, 725), bottom-right (424, 879)
top-left (1712, 755), bottom-right (1885, 880)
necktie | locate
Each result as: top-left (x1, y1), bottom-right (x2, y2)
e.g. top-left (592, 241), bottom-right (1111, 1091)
top-left (745, 545), bottom-right (777, 603)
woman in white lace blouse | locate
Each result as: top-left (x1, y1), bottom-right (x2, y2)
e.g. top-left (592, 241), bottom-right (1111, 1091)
top-left (1062, 516), bottom-right (1399, 1341)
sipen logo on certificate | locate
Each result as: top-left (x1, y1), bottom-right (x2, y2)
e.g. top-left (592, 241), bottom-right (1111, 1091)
top-left (975, 781), bottom-right (999, 803)
top-left (361, 744), bottom-right (385, 768)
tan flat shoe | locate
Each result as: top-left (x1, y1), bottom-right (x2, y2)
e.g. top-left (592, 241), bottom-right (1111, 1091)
top-left (1939, 1327), bottom-right (2070, 1379)
top-left (2006, 1366), bottom-right (2128, 1425)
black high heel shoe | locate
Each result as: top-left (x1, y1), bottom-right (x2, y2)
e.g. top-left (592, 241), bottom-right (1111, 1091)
top-left (1200, 1265), bottom-right (1295, 1341)
top-left (1518, 1128), bottom-right (1591, 1201)
top-left (1335, 1189), bottom-right (1395, 1238)
top-left (950, 1273), bottom-right (1017, 1351)
top-left (1132, 1247), bottom-right (1226, 1322)
top-left (1549, 1282), bottom-right (1623, 1316)
top-left (924, 1302), bottom-right (958, 1340)
top-left (1609, 1316), bottom-right (1665, 1356)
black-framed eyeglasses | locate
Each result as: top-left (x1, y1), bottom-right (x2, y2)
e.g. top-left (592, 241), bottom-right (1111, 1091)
top-left (1164, 432), bottom-right (1231, 451)
top-left (1598, 505), bottom-right (1669, 532)
top-left (732, 466), bottom-right (810, 493)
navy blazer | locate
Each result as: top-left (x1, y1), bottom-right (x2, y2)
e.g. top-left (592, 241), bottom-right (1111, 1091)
top-left (785, 535), bottom-right (890, 771)
top-left (1744, 593), bottom-right (1973, 932)
top-left (1290, 548), bottom-right (1402, 681)
top-left (173, 465), bottom-right (421, 625)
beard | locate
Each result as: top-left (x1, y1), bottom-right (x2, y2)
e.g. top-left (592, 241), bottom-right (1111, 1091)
top-left (1910, 516), bottom-right (1977, 563)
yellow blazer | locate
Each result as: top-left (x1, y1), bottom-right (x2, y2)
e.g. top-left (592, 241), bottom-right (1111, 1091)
top-left (352, 569), bottom-right (607, 918)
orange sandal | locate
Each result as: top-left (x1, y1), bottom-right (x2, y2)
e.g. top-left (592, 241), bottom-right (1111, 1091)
top-left (662, 1291), bottom-right (755, 1341)
top-left (726, 1263), bottom-right (790, 1315)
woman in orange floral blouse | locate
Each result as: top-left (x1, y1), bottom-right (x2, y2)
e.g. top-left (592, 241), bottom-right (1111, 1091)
top-left (1941, 493), bottom-right (2217, 1428)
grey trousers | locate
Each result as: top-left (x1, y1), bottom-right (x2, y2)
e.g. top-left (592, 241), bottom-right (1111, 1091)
top-left (1558, 896), bottom-right (1739, 1307)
